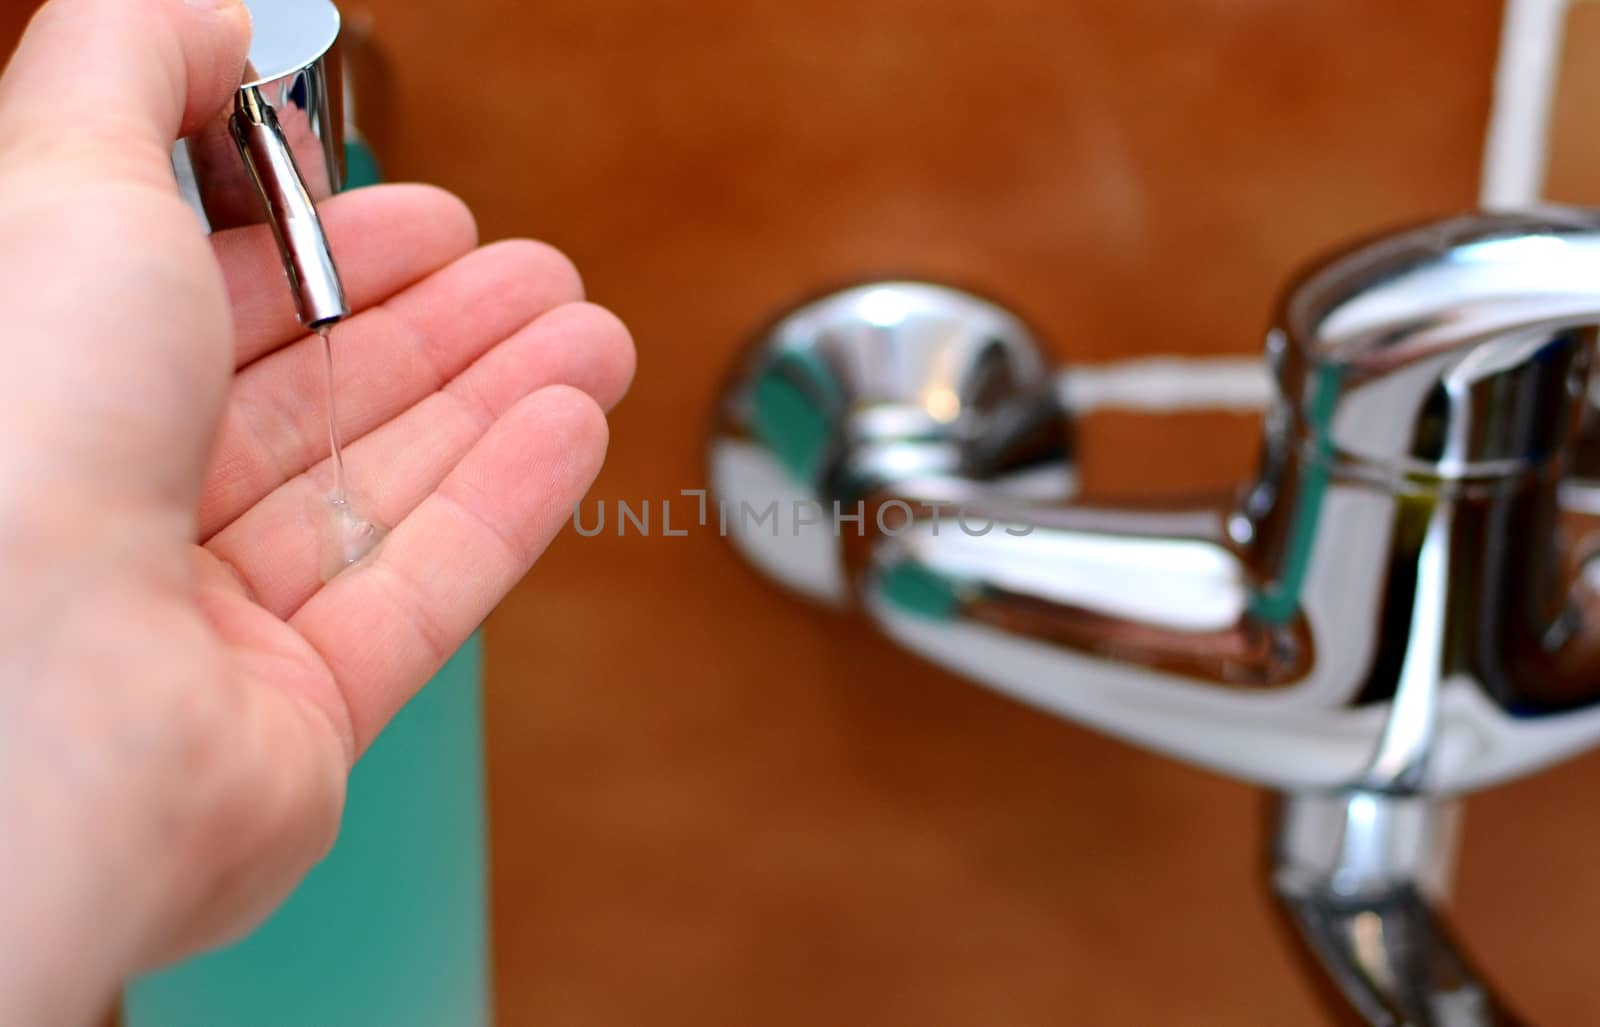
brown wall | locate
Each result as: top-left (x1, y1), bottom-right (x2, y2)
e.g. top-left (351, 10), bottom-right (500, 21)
top-left (11, 1), bottom-right (1600, 1023)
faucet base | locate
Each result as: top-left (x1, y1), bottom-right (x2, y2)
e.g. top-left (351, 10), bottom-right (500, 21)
top-left (710, 281), bottom-right (1072, 605)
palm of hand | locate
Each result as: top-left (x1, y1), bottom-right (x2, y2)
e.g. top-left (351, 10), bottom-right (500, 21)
top-left (2, 174), bottom-right (631, 962)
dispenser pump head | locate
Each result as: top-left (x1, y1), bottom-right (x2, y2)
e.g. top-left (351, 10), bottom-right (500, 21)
top-left (177, 0), bottom-right (349, 327)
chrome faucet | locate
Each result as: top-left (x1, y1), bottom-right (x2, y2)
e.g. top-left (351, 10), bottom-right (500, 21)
top-left (710, 208), bottom-right (1600, 1025)
top-left (174, 0), bottom-right (349, 328)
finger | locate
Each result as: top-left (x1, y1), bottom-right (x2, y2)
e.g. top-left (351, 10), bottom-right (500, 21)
top-left (292, 386), bottom-right (608, 752)
top-left (199, 238), bottom-right (589, 536)
top-left (215, 184), bottom-right (479, 368)
top-left (206, 300), bottom-right (633, 615)
top-left (0, 0), bottom-right (250, 191)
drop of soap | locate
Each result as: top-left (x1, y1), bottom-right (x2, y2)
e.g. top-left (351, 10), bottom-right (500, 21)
top-left (320, 493), bottom-right (390, 581)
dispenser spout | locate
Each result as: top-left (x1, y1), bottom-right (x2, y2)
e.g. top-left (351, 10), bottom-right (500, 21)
top-left (228, 86), bottom-right (349, 328)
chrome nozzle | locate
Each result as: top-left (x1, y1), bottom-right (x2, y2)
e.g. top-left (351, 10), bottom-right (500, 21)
top-left (228, 86), bottom-right (348, 327)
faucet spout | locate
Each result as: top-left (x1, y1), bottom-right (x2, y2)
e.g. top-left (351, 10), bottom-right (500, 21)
top-left (1275, 791), bottom-right (1527, 1026)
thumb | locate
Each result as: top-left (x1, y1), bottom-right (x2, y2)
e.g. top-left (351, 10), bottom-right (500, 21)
top-left (0, 0), bottom-right (251, 186)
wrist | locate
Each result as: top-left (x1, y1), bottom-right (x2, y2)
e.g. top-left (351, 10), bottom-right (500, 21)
top-left (0, 595), bottom-right (213, 1026)
top-left (0, 750), bottom-right (171, 1027)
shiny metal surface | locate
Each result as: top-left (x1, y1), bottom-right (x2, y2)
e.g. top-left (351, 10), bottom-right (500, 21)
top-left (711, 210), bottom-right (1600, 1024)
top-left (176, 0), bottom-right (348, 326)
top-left (712, 283), bottom-right (1069, 606)
top-left (714, 216), bottom-right (1600, 796)
top-left (227, 86), bottom-right (348, 326)
top-left (241, 0), bottom-right (341, 87)
top-left (1275, 792), bottom-right (1523, 1026)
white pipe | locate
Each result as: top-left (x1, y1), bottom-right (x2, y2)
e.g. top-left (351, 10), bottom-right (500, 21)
top-left (1480, 0), bottom-right (1571, 209)
top-left (1058, 357), bottom-right (1273, 415)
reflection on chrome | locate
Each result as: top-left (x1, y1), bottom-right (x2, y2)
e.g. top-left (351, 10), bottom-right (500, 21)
top-left (711, 210), bottom-right (1600, 1025)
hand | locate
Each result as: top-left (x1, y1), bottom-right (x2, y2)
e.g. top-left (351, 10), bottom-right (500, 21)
top-left (0, 1), bottom-right (633, 1023)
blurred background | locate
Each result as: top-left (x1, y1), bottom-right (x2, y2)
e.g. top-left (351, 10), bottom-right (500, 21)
top-left (11, 0), bottom-right (1600, 1023)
